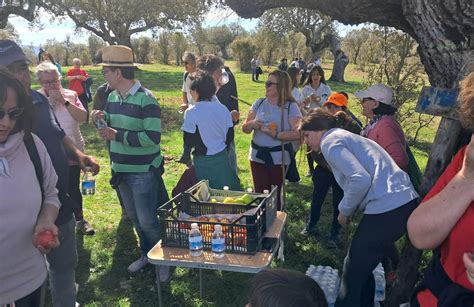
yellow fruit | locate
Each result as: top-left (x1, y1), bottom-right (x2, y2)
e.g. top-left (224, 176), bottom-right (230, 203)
top-left (223, 197), bottom-right (236, 204)
top-left (211, 198), bottom-right (217, 203)
top-left (235, 198), bottom-right (246, 204)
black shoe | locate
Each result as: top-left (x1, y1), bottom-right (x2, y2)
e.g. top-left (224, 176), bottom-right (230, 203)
top-left (300, 225), bottom-right (318, 236)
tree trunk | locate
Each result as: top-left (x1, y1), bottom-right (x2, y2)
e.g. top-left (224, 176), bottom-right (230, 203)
top-left (327, 35), bottom-right (348, 82)
top-left (329, 51), bottom-right (349, 82)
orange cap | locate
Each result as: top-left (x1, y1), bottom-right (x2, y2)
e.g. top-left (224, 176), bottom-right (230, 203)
top-left (323, 92), bottom-right (348, 108)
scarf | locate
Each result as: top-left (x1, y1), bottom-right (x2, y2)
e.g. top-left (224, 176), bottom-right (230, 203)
top-left (0, 132), bottom-right (25, 177)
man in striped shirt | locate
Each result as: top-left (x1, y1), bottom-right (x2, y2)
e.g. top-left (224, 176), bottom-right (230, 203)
top-left (91, 45), bottom-right (169, 279)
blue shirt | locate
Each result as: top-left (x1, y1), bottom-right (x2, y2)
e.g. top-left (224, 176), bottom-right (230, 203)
top-left (30, 90), bottom-right (72, 224)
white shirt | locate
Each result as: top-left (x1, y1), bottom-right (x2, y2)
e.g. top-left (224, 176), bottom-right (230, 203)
top-left (181, 97), bottom-right (233, 155)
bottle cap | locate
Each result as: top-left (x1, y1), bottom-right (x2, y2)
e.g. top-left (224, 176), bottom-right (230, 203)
top-left (191, 223), bottom-right (198, 229)
top-left (223, 186), bottom-right (229, 191)
top-left (263, 189), bottom-right (269, 194)
top-left (214, 224), bottom-right (222, 231)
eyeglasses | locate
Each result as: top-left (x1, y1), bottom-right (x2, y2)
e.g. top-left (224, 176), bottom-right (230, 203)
top-left (40, 79), bottom-right (59, 86)
top-left (265, 81), bottom-right (278, 88)
top-left (0, 107), bottom-right (24, 120)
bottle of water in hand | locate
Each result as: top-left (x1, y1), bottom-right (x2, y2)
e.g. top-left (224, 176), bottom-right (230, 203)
top-left (211, 224), bottom-right (225, 258)
top-left (81, 166), bottom-right (95, 195)
top-left (189, 223), bottom-right (203, 257)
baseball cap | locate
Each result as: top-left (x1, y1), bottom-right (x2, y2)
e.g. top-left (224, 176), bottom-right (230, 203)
top-left (323, 92), bottom-right (348, 108)
top-left (0, 40), bottom-right (30, 67)
top-left (354, 83), bottom-right (394, 106)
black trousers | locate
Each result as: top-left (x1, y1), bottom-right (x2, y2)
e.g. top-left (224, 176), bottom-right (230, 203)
top-left (336, 199), bottom-right (418, 307)
top-left (8, 282), bottom-right (44, 307)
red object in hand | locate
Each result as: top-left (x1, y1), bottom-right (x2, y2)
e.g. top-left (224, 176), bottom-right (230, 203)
top-left (37, 230), bottom-right (56, 249)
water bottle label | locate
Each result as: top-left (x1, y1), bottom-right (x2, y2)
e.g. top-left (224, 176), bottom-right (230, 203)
top-left (212, 238), bottom-right (225, 252)
top-left (82, 181), bottom-right (95, 189)
top-left (189, 236), bottom-right (203, 250)
top-left (82, 180), bottom-right (95, 195)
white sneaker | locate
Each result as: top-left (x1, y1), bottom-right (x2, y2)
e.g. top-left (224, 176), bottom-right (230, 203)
top-left (127, 256), bottom-right (148, 273)
top-left (159, 265), bottom-right (170, 282)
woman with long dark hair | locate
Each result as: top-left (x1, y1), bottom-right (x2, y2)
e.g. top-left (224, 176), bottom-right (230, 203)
top-left (301, 65), bottom-right (331, 176)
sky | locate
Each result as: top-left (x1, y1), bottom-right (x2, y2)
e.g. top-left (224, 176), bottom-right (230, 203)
top-left (9, 7), bottom-right (360, 47)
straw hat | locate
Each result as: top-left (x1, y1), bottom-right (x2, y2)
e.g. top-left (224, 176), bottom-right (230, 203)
top-left (100, 45), bottom-right (139, 67)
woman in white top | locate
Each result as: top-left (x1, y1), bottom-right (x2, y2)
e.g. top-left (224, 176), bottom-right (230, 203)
top-left (301, 65), bottom-right (332, 110)
top-left (301, 65), bottom-right (332, 176)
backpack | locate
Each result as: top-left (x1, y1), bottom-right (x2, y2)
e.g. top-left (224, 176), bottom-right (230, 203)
top-left (24, 133), bottom-right (44, 204)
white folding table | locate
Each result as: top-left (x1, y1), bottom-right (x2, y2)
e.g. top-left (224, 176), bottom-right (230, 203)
top-left (147, 211), bottom-right (287, 306)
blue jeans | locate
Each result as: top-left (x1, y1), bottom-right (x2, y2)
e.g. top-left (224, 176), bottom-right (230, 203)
top-left (46, 218), bottom-right (78, 307)
top-left (118, 171), bottom-right (162, 254)
top-left (308, 165), bottom-right (343, 237)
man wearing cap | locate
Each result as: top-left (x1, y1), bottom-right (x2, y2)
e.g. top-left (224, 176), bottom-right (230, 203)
top-left (0, 39), bottom-right (100, 307)
top-left (90, 45), bottom-right (169, 279)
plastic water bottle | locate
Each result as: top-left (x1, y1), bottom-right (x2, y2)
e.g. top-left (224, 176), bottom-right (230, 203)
top-left (211, 224), bottom-right (225, 258)
top-left (189, 223), bottom-right (203, 257)
top-left (373, 263), bottom-right (386, 302)
top-left (95, 118), bottom-right (107, 129)
top-left (306, 265), bottom-right (340, 307)
top-left (246, 187), bottom-right (253, 193)
top-left (263, 189), bottom-right (269, 194)
top-left (81, 167), bottom-right (95, 195)
top-left (223, 186), bottom-right (229, 191)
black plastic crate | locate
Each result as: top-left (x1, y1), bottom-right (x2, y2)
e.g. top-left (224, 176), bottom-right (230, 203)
top-left (157, 180), bottom-right (277, 254)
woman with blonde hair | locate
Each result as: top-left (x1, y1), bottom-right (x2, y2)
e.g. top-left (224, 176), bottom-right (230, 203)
top-left (242, 70), bottom-right (302, 209)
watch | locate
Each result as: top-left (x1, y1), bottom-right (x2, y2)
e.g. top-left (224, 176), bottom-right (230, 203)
top-left (64, 100), bottom-right (70, 107)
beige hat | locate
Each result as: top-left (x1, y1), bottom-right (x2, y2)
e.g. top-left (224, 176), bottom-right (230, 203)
top-left (100, 45), bottom-right (138, 67)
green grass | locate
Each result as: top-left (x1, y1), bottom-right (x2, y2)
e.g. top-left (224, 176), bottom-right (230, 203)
top-left (43, 62), bottom-right (436, 306)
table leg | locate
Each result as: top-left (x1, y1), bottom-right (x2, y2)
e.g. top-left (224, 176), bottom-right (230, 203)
top-left (199, 268), bottom-right (203, 299)
top-left (155, 265), bottom-right (163, 307)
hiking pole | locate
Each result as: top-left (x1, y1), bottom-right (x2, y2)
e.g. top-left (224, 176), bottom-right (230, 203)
top-left (230, 95), bottom-right (252, 106)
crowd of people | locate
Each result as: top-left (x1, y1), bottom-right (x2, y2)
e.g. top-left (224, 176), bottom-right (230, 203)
top-left (0, 37), bottom-right (472, 306)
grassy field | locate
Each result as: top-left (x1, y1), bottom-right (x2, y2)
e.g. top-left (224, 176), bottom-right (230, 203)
top-left (44, 61), bottom-right (437, 306)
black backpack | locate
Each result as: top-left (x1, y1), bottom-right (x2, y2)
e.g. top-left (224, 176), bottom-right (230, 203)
top-left (24, 133), bottom-right (44, 203)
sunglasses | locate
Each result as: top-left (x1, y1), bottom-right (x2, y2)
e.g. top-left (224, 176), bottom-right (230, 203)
top-left (265, 81), bottom-right (278, 88)
top-left (0, 107), bottom-right (24, 120)
top-left (361, 97), bottom-right (375, 103)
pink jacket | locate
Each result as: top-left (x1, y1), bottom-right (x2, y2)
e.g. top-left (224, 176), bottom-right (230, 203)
top-left (366, 116), bottom-right (408, 171)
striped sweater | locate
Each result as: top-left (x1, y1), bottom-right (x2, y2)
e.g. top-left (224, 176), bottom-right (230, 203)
top-left (104, 81), bottom-right (163, 173)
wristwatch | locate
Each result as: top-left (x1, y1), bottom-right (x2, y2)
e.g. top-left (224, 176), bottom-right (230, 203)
top-left (64, 100), bottom-right (71, 107)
